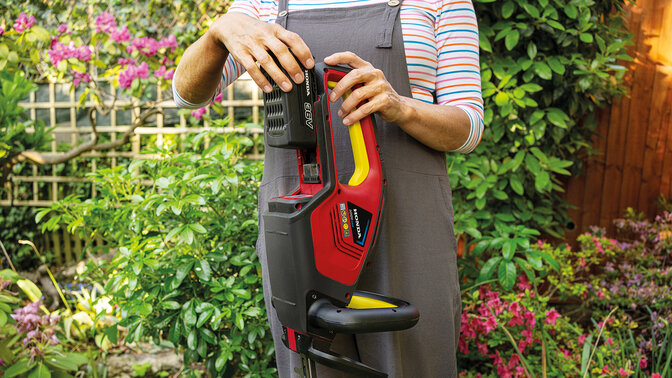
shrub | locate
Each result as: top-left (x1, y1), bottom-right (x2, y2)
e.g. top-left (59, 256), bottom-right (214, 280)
top-left (450, 0), bottom-right (632, 247)
top-left (39, 127), bottom-right (275, 377)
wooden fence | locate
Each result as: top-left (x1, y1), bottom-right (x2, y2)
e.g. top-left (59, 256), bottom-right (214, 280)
top-left (564, 0), bottom-right (672, 239)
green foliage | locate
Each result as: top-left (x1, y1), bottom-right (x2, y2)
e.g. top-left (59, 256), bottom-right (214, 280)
top-left (450, 0), bottom-right (632, 247)
top-left (0, 207), bottom-right (44, 270)
top-left (0, 71), bottom-right (51, 185)
top-left (39, 128), bottom-right (275, 377)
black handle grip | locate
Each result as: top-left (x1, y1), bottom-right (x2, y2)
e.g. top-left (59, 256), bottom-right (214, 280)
top-left (308, 291), bottom-right (419, 334)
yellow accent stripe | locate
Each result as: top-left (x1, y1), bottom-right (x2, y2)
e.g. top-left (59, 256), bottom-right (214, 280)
top-left (327, 81), bottom-right (370, 186)
top-left (347, 295), bottom-right (398, 309)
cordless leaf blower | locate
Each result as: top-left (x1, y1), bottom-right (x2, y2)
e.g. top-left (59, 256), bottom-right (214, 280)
top-left (262, 60), bottom-right (419, 377)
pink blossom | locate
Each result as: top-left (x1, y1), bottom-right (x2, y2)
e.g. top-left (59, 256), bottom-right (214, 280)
top-left (13, 12), bottom-right (36, 33)
top-left (163, 69), bottom-right (174, 80)
top-left (110, 25), bottom-right (131, 43)
top-left (578, 334), bottom-right (587, 345)
top-left (618, 368), bottom-right (629, 377)
top-left (126, 46), bottom-right (134, 54)
top-left (477, 342), bottom-right (488, 355)
top-left (154, 65), bottom-right (167, 78)
top-left (652, 373), bottom-right (662, 378)
top-left (132, 36), bottom-right (160, 57)
top-left (159, 34), bottom-right (178, 50)
top-left (606, 337), bottom-right (614, 346)
top-left (602, 365), bottom-right (610, 374)
top-left (523, 311), bottom-right (536, 328)
top-left (578, 257), bottom-right (587, 267)
top-left (191, 107), bottom-right (207, 119)
top-left (95, 11), bottom-right (116, 33)
top-left (0, 27), bottom-right (4, 36)
top-left (72, 71), bottom-right (91, 88)
top-left (57, 24), bottom-right (68, 34)
top-left (48, 41), bottom-right (92, 66)
top-left (537, 239), bottom-right (544, 247)
top-left (118, 58), bottom-right (137, 67)
top-left (596, 290), bottom-right (606, 299)
top-left (520, 328), bottom-right (533, 345)
top-left (136, 62), bottom-right (149, 79)
top-left (458, 337), bottom-right (469, 354)
top-left (639, 358), bottom-right (647, 369)
top-left (545, 309), bottom-right (561, 325)
top-left (517, 274), bottom-right (532, 290)
top-left (561, 349), bottom-right (572, 359)
top-left (214, 93), bottom-right (223, 102)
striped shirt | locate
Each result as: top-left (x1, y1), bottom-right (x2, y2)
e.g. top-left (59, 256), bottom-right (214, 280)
top-left (173, 0), bottom-right (484, 153)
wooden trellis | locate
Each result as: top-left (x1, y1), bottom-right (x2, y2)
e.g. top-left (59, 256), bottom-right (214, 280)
top-left (1, 76), bottom-right (264, 207)
top-left (1, 77), bottom-right (264, 265)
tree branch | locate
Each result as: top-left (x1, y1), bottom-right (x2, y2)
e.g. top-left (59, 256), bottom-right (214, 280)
top-left (15, 106), bottom-right (161, 166)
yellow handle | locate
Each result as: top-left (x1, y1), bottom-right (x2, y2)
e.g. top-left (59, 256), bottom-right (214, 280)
top-left (328, 81), bottom-right (370, 186)
top-left (347, 294), bottom-right (398, 309)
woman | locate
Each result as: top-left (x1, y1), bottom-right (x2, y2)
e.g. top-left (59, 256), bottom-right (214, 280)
top-left (173, 1), bottom-right (483, 376)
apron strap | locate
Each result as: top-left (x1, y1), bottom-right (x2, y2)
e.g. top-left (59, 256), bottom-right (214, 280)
top-left (276, 0), bottom-right (289, 27)
top-left (377, 1), bottom-right (402, 48)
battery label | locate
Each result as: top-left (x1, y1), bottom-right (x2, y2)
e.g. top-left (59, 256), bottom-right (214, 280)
top-left (348, 202), bottom-right (372, 246)
top-left (339, 203), bottom-right (351, 238)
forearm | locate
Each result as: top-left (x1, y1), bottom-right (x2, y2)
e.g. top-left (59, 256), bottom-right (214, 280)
top-left (395, 97), bottom-right (472, 152)
top-left (173, 26), bottom-right (229, 106)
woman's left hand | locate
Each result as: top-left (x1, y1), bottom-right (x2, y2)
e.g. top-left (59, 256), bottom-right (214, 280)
top-left (324, 52), bottom-right (410, 126)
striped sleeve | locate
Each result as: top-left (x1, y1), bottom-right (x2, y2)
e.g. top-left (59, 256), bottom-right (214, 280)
top-left (172, 0), bottom-right (259, 109)
top-left (435, 0), bottom-right (484, 153)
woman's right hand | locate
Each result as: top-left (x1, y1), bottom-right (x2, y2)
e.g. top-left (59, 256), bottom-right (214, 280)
top-left (208, 12), bottom-right (314, 93)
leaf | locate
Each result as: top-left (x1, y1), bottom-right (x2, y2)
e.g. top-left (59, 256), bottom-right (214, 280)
top-left (28, 364), bottom-right (51, 378)
top-left (190, 223), bottom-right (207, 234)
top-left (479, 33), bottom-right (493, 53)
top-left (197, 308), bottom-right (213, 328)
top-left (502, 239), bottom-right (516, 260)
top-left (564, 5), bottom-right (578, 19)
top-left (180, 228), bottom-right (194, 245)
top-left (235, 314), bottom-right (245, 330)
top-left (156, 177), bottom-right (170, 188)
top-left (580, 33), bottom-right (594, 43)
top-left (527, 42), bottom-right (537, 59)
top-left (580, 334), bottom-right (594, 374)
top-left (17, 279), bottom-right (42, 303)
top-left (547, 57), bottom-right (566, 75)
top-left (4, 360), bottom-right (34, 377)
top-left (502, 1), bottom-right (515, 18)
top-left (173, 261), bottom-right (193, 289)
top-left (526, 253), bottom-right (543, 270)
top-left (494, 92), bottom-right (509, 106)
top-left (478, 257), bottom-right (502, 282)
top-left (498, 260), bottom-right (517, 290)
top-left (196, 260), bottom-right (211, 282)
top-left (535, 171), bottom-right (550, 191)
top-left (104, 324), bottom-right (118, 344)
top-left (538, 251), bottom-right (560, 271)
top-left (534, 62), bottom-right (553, 80)
top-left (505, 30), bottom-right (520, 51)
top-left (509, 177), bottom-right (524, 195)
top-left (187, 329), bottom-right (198, 350)
top-left (162, 301), bottom-right (181, 310)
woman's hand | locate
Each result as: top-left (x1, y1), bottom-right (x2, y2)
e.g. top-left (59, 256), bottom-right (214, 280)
top-left (323, 51), bottom-right (411, 126)
top-left (210, 12), bottom-right (314, 92)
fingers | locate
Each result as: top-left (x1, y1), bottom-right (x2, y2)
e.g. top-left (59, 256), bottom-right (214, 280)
top-left (329, 67), bottom-right (384, 103)
top-left (218, 14), bottom-right (313, 93)
top-left (276, 28), bottom-right (314, 69)
top-left (324, 51), bottom-right (368, 69)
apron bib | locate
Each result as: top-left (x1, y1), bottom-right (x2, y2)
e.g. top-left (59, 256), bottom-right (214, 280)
top-left (255, 1), bottom-right (461, 376)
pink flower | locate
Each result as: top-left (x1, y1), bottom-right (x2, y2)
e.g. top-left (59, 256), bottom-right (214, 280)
top-left (163, 69), bottom-right (174, 80)
top-left (545, 309), bottom-right (561, 325)
top-left (477, 342), bottom-right (488, 355)
top-left (578, 334), bottom-right (587, 345)
top-left (154, 65), bottom-right (167, 78)
top-left (458, 337), bottom-right (469, 354)
top-left (13, 12), bottom-right (36, 33)
top-left (118, 58), bottom-right (137, 67)
top-left (57, 24), bottom-right (68, 34)
top-left (159, 34), bottom-right (178, 50)
top-left (618, 368), bottom-right (629, 377)
top-left (110, 25), bottom-right (131, 43)
top-left (0, 27), bottom-right (4, 36)
top-left (483, 315), bottom-right (498, 334)
top-left (191, 107), bottom-right (207, 120)
top-left (72, 71), bottom-right (91, 88)
top-left (639, 358), bottom-right (647, 369)
top-left (606, 337), bottom-right (613, 346)
top-left (602, 365), bottom-right (610, 374)
top-left (214, 93), bottom-right (223, 102)
top-left (95, 11), bottom-right (116, 33)
top-left (652, 373), bottom-right (662, 378)
top-left (136, 62), bottom-right (149, 79)
top-left (523, 311), bottom-right (536, 328)
top-left (132, 36), bottom-right (160, 57)
top-left (517, 274), bottom-right (532, 290)
top-left (561, 349), bottom-right (571, 359)
top-left (48, 41), bottom-right (92, 66)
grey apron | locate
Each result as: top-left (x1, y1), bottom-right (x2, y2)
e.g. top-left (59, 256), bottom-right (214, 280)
top-left (255, 1), bottom-right (461, 376)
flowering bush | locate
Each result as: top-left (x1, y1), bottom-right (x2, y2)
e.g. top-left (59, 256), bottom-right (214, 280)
top-left (0, 270), bottom-right (88, 376)
top-left (458, 209), bottom-right (672, 376)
